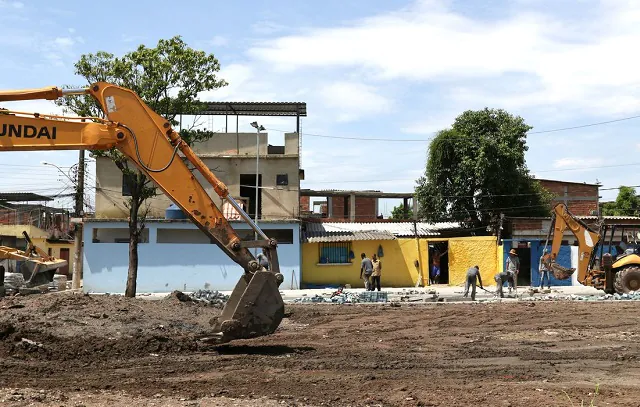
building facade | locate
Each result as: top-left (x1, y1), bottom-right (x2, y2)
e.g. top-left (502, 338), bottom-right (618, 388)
top-left (94, 131), bottom-right (302, 221)
top-left (538, 178), bottom-right (599, 216)
top-left (82, 131), bottom-right (303, 293)
top-left (83, 219), bottom-right (301, 293)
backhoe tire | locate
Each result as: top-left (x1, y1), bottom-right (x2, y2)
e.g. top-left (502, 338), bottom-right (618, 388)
top-left (614, 266), bottom-right (640, 293)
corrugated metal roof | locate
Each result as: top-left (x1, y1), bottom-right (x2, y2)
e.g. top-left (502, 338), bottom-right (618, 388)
top-left (0, 192), bottom-right (53, 202)
top-left (199, 102), bottom-right (307, 117)
top-left (304, 231), bottom-right (396, 243)
top-left (579, 216), bottom-right (640, 220)
top-left (303, 221), bottom-right (459, 239)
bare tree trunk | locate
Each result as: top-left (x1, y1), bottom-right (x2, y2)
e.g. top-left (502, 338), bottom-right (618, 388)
top-left (125, 198), bottom-right (139, 298)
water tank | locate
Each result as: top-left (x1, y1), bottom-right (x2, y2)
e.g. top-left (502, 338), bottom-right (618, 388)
top-left (165, 204), bottom-right (187, 220)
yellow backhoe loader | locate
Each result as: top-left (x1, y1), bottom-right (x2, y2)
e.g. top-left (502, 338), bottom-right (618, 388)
top-left (0, 231), bottom-right (68, 292)
top-left (0, 82), bottom-right (285, 343)
top-left (542, 203), bottom-right (640, 294)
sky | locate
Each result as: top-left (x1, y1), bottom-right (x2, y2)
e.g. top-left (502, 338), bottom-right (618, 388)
top-left (1, 0), bottom-right (640, 217)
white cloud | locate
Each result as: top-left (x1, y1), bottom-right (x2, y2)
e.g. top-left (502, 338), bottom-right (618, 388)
top-left (318, 82), bottom-right (392, 122)
top-left (552, 157), bottom-right (604, 169)
top-left (0, 1), bottom-right (23, 8)
top-left (245, 0), bottom-right (640, 116)
top-left (208, 35), bottom-right (229, 47)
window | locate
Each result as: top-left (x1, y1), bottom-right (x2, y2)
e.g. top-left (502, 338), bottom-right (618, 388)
top-left (235, 228), bottom-right (294, 244)
top-left (276, 174), bottom-right (289, 186)
top-left (122, 173), bottom-right (135, 197)
top-left (319, 242), bottom-right (352, 264)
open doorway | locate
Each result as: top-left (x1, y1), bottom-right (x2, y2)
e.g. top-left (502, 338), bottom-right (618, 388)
top-left (240, 174), bottom-right (262, 220)
top-left (514, 244), bottom-right (531, 286)
top-left (428, 241), bottom-right (449, 285)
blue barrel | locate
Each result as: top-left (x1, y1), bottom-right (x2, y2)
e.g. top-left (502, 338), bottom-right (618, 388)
top-left (165, 204), bottom-right (187, 220)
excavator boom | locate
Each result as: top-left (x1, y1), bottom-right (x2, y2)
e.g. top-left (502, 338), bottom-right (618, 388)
top-left (0, 83), bottom-right (285, 343)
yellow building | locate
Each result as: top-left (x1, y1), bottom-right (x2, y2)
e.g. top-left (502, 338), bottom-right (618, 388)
top-left (301, 222), bottom-right (502, 288)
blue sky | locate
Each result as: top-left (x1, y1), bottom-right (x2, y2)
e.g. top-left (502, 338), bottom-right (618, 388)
top-left (1, 0), bottom-right (639, 216)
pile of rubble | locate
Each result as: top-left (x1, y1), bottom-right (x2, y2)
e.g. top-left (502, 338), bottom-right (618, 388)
top-left (189, 289), bottom-right (229, 308)
top-left (1, 272), bottom-right (68, 296)
top-left (290, 288), bottom-right (388, 304)
top-left (517, 291), bottom-right (640, 302)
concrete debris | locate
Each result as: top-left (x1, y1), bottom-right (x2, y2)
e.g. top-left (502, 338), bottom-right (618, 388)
top-left (189, 290), bottom-right (229, 308)
top-left (290, 288), bottom-right (388, 304)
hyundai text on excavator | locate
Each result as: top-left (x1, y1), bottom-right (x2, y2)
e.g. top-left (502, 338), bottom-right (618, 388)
top-left (0, 82), bottom-right (285, 343)
top-left (542, 203), bottom-right (640, 294)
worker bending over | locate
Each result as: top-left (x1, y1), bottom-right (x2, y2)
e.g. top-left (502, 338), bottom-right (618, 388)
top-left (494, 271), bottom-right (515, 298)
top-left (463, 265), bottom-right (483, 301)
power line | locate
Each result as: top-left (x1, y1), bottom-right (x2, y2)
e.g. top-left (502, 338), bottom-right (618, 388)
top-left (267, 113), bottom-right (640, 142)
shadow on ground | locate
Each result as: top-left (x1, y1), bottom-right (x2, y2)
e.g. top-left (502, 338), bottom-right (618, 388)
top-left (213, 345), bottom-right (315, 356)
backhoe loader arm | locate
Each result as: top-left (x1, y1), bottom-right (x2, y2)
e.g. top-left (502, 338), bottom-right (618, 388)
top-left (0, 82), bottom-right (285, 343)
top-left (544, 203), bottom-right (600, 283)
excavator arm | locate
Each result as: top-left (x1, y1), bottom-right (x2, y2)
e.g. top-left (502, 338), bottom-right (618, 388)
top-left (0, 82), bottom-right (285, 342)
top-left (542, 203), bottom-right (601, 283)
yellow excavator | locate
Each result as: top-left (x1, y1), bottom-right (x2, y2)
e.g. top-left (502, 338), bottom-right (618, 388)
top-left (542, 203), bottom-right (640, 294)
top-left (0, 82), bottom-right (285, 343)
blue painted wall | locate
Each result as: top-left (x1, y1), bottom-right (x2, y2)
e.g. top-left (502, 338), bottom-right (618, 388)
top-left (502, 240), bottom-right (572, 287)
top-left (82, 221), bottom-right (300, 293)
top-left (529, 240), bottom-right (572, 287)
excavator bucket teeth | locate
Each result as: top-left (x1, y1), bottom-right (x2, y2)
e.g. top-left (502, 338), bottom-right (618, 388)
top-left (19, 260), bottom-right (65, 288)
top-left (210, 271), bottom-right (284, 344)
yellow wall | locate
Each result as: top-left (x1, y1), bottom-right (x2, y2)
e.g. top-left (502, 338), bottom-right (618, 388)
top-left (0, 225), bottom-right (49, 239)
top-left (302, 239), bottom-right (423, 288)
top-left (302, 236), bottom-right (501, 288)
top-left (31, 237), bottom-right (74, 260)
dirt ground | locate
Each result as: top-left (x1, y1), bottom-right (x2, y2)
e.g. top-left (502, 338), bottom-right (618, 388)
top-left (1, 292), bottom-right (640, 406)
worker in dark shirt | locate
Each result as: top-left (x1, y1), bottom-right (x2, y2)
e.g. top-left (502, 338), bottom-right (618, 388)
top-left (494, 271), bottom-right (514, 298)
top-left (463, 265), bottom-right (483, 301)
top-left (360, 253), bottom-right (373, 290)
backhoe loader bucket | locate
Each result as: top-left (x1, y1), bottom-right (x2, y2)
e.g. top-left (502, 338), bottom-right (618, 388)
top-left (210, 269), bottom-right (285, 343)
top-left (549, 262), bottom-right (575, 280)
top-left (19, 259), bottom-right (67, 288)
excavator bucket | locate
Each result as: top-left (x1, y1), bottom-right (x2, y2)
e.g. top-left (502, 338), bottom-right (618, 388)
top-left (209, 269), bottom-right (285, 344)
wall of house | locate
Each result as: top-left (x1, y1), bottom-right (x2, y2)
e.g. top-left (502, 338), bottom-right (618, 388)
top-left (301, 236), bottom-right (500, 288)
top-left (94, 132), bottom-right (301, 221)
top-left (82, 220), bottom-right (300, 293)
top-left (539, 180), bottom-right (598, 216)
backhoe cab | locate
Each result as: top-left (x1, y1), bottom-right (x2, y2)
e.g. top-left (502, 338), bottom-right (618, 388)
top-left (0, 82), bottom-right (285, 343)
top-left (543, 203), bottom-right (640, 294)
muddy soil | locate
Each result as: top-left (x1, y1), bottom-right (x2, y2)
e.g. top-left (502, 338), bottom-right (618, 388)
top-left (1, 292), bottom-right (640, 406)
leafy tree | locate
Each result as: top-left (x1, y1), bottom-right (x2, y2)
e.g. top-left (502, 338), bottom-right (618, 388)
top-left (601, 186), bottom-right (640, 216)
top-left (391, 203), bottom-right (413, 220)
top-left (56, 36), bottom-right (227, 297)
top-left (415, 108), bottom-right (553, 229)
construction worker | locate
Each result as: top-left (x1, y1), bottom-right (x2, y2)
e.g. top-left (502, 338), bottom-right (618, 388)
top-left (463, 265), bottom-right (483, 300)
top-left (494, 270), bottom-right (514, 298)
top-left (360, 253), bottom-right (373, 291)
top-left (506, 248), bottom-right (520, 294)
top-left (370, 253), bottom-right (382, 291)
top-left (539, 251), bottom-right (551, 290)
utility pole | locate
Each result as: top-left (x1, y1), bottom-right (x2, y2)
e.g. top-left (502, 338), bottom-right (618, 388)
top-left (72, 150), bottom-right (85, 289)
top-left (250, 121), bottom-right (265, 255)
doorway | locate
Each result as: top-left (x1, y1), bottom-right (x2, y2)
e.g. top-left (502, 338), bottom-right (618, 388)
top-left (428, 241), bottom-right (449, 284)
top-left (58, 248), bottom-right (70, 276)
top-left (240, 174), bottom-right (263, 220)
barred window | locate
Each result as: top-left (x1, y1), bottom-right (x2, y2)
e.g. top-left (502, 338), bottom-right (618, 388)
top-left (319, 242), bottom-right (352, 264)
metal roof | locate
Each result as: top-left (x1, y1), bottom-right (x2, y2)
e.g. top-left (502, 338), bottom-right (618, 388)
top-left (302, 222), bottom-right (459, 241)
top-left (304, 231), bottom-right (397, 243)
top-left (0, 192), bottom-right (53, 202)
top-left (199, 102), bottom-right (307, 117)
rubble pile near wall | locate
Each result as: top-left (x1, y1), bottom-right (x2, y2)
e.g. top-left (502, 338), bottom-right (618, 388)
top-left (290, 289), bottom-right (389, 304)
top-left (188, 289), bottom-right (230, 308)
top-left (518, 291), bottom-right (640, 302)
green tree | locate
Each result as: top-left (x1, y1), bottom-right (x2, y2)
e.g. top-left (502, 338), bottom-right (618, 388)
top-left (602, 186), bottom-right (640, 216)
top-left (415, 108), bottom-right (553, 229)
top-left (55, 36), bottom-right (227, 297)
top-left (391, 203), bottom-right (413, 220)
